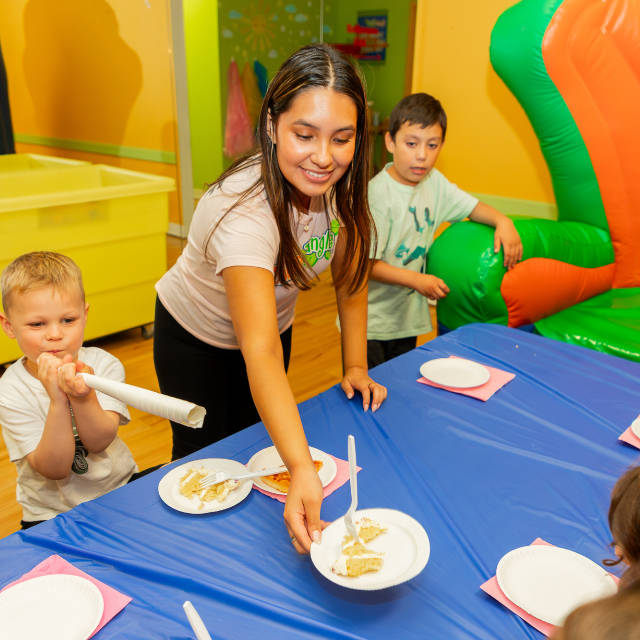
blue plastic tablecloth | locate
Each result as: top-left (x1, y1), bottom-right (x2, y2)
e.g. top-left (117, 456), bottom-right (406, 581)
top-left (1, 324), bottom-right (639, 639)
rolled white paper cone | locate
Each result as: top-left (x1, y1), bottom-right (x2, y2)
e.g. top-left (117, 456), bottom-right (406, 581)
top-left (79, 373), bottom-right (205, 428)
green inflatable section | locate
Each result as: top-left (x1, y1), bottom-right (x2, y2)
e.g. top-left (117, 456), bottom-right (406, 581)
top-left (429, 222), bottom-right (508, 328)
top-left (430, 0), bottom-right (617, 336)
top-left (536, 289), bottom-right (640, 361)
top-left (491, 0), bottom-right (608, 231)
top-left (430, 218), bottom-right (613, 330)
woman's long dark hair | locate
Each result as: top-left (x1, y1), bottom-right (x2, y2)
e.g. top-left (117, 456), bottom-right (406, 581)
top-left (205, 43), bottom-right (374, 293)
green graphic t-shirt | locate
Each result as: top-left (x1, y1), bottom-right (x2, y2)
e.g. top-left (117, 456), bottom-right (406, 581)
top-left (368, 165), bottom-right (478, 340)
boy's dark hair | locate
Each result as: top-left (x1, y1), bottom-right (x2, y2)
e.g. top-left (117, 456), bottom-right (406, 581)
top-left (388, 93), bottom-right (447, 142)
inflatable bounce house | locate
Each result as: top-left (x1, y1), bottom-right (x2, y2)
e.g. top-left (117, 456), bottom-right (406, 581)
top-left (428, 0), bottom-right (640, 362)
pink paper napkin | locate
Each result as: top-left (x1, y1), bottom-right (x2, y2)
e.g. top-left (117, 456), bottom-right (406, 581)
top-left (618, 415), bottom-right (640, 449)
top-left (252, 454), bottom-right (359, 504)
top-left (417, 356), bottom-right (515, 401)
top-left (1, 554), bottom-right (131, 637)
top-left (480, 538), bottom-right (619, 637)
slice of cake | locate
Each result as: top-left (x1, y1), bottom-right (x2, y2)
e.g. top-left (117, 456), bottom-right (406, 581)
top-left (179, 468), bottom-right (238, 508)
top-left (179, 469), bottom-right (206, 498)
top-left (332, 554), bottom-right (384, 577)
top-left (332, 518), bottom-right (387, 577)
top-left (356, 517), bottom-right (387, 544)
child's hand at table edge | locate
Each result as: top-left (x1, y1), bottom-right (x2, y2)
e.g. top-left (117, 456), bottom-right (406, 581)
top-left (341, 366), bottom-right (388, 412)
top-left (285, 463), bottom-right (328, 554)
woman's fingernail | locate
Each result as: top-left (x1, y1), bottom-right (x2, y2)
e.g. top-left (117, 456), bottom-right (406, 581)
top-left (312, 530), bottom-right (321, 543)
top-left (372, 403), bottom-right (379, 412)
top-left (348, 392), bottom-right (353, 399)
top-left (364, 404), bottom-right (369, 412)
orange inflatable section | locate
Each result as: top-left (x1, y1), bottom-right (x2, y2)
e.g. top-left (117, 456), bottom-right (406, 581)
top-left (501, 258), bottom-right (615, 326)
top-left (542, 0), bottom-right (640, 288)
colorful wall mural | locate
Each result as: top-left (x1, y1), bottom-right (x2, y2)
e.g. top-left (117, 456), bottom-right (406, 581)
top-left (217, 0), bottom-right (333, 161)
top-left (330, 0), bottom-right (412, 122)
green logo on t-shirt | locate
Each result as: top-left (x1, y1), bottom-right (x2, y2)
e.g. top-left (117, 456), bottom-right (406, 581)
top-left (302, 222), bottom-right (339, 267)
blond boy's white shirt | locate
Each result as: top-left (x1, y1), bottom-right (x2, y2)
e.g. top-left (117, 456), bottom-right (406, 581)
top-left (0, 346), bottom-right (136, 521)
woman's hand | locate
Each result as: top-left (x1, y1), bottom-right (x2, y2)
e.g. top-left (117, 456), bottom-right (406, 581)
top-left (341, 366), bottom-right (388, 412)
top-left (284, 462), bottom-right (327, 554)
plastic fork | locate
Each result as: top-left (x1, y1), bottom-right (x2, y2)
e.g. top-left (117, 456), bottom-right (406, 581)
top-left (183, 600), bottom-right (212, 640)
top-left (343, 434), bottom-right (361, 544)
top-left (197, 465), bottom-right (287, 489)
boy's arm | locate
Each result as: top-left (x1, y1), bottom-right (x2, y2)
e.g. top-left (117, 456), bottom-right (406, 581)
top-left (468, 202), bottom-right (523, 270)
top-left (58, 359), bottom-right (120, 453)
top-left (370, 259), bottom-right (450, 299)
top-left (25, 353), bottom-right (77, 479)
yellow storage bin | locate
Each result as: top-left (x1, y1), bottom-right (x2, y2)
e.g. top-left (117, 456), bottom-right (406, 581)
top-left (0, 165), bottom-right (175, 364)
top-left (0, 153), bottom-right (88, 175)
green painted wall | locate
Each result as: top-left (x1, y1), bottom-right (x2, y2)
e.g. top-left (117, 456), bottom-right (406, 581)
top-left (217, 0), bottom-right (328, 164)
top-left (328, 1), bottom-right (412, 121)
top-left (184, 0), bottom-right (224, 189)
top-left (183, 1), bottom-right (409, 183)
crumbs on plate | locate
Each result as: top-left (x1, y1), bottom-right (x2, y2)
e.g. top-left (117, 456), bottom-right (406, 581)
top-left (179, 468), bottom-right (238, 509)
top-left (332, 517), bottom-right (387, 577)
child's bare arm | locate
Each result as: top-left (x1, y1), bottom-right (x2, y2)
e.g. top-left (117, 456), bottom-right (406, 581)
top-left (469, 202), bottom-right (523, 270)
top-left (58, 360), bottom-right (120, 453)
top-left (25, 353), bottom-right (76, 479)
top-left (370, 259), bottom-right (449, 299)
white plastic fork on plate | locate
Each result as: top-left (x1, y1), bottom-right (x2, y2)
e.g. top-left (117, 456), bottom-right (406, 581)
top-left (198, 465), bottom-right (287, 489)
top-left (343, 434), bottom-right (361, 544)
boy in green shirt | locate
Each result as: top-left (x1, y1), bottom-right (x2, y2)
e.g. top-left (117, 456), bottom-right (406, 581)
top-left (367, 93), bottom-right (522, 368)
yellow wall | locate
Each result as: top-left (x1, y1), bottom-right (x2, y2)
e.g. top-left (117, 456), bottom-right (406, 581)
top-left (0, 0), bottom-right (181, 223)
top-left (412, 0), bottom-right (555, 204)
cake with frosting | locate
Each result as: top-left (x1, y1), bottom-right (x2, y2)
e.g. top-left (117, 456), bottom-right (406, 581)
top-left (332, 517), bottom-right (387, 577)
top-left (179, 468), bottom-right (238, 508)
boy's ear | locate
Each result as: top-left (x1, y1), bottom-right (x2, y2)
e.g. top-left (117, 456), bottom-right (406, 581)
top-left (384, 131), bottom-right (395, 154)
top-left (84, 302), bottom-right (89, 320)
top-left (0, 312), bottom-right (15, 339)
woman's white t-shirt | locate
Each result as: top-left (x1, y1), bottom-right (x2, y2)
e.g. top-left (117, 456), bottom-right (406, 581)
top-left (156, 162), bottom-right (340, 348)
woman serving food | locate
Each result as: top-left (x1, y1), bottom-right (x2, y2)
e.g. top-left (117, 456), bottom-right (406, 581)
top-left (154, 43), bottom-right (387, 553)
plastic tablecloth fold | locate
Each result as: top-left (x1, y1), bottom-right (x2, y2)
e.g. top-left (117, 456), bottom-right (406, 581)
top-left (1, 324), bottom-right (639, 639)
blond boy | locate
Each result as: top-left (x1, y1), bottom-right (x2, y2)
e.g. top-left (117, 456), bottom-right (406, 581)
top-left (0, 251), bottom-right (137, 528)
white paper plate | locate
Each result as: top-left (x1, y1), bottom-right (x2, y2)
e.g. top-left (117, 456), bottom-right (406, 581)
top-left (0, 574), bottom-right (104, 640)
top-left (310, 508), bottom-right (430, 590)
top-left (158, 458), bottom-right (252, 514)
top-left (631, 415), bottom-right (640, 439)
top-left (419, 357), bottom-right (490, 388)
top-left (496, 545), bottom-right (617, 626)
top-left (247, 446), bottom-right (337, 496)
